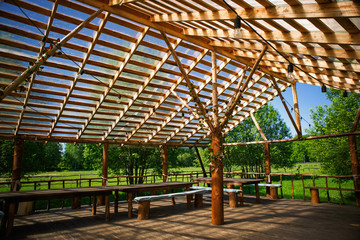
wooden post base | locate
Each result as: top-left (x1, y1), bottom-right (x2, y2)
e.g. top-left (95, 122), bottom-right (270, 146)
top-left (186, 194), bottom-right (193, 209)
top-left (72, 197), bottom-right (81, 209)
top-left (228, 192), bottom-right (238, 208)
top-left (310, 188), bottom-right (320, 204)
top-left (138, 201), bottom-right (150, 219)
top-left (194, 194), bottom-right (203, 208)
top-left (270, 187), bottom-right (279, 200)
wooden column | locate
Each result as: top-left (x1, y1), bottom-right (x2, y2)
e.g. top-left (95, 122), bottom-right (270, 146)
top-left (98, 143), bottom-right (109, 205)
top-left (349, 135), bottom-right (360, 206)
top-left (292, 82), bottom-right (302, 137)
top-left (211, 129), bottom-right (224, 225)
top-left (264, 142), bottom-right (271, 197)
top-left (11, 139), bottom-right (24, 192)
top-left (162, 145), bottom-right (168, 182)
top-left (349, 105), bottom-right (360, 206)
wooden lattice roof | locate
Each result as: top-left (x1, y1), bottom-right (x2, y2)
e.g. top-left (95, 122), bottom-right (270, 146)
top-left (0, 0), bottom-right (359, 146)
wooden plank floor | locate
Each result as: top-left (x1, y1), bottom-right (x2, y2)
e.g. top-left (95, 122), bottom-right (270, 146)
top-left (4, 195), bottom-right (360, 239)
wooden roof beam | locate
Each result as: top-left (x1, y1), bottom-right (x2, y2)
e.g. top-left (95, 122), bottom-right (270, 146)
top-left (78, 26), bottom-right (149, 140)
top-left (211, 40), bottom-right (360, 61)
top-left (184, 29), bottom-right (360, 46)
top-left (152, 1), bottom-right (360, 22)
top-left (161, 31), bottom-right (215, 133)
top-left (14, 0), bottom-right (60, 136)
top-left (49, 12), bottom-right (110, 138)
top-left (221, 45), bottom-right (268, 130)
top-left (104, 37), bottom-right (183, 142)
top-left (123, 46), bottom-right (209, 145)
top-left (167, 58), bottom-right (233, 144)
top-left (0, 9), bottom-right (103, 102)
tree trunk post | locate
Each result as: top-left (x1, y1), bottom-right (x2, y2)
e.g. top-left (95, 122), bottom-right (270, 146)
top-left (264, 142), bottom-right (271, 197)
top-left (98, 143), bottom-right (108, 205)
top-left (11, 138), bottom-right (24, 192)
top-left (162, 145), bottom-right (168, 182)
top-left (211, 128), bottom-right (224, 225)
top-left (349, 135), bottom-right (360, 206)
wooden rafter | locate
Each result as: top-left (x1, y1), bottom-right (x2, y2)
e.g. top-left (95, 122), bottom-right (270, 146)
top-left (161, 31), bottom-right (215, 133)
top-left (49, 12), bottom-right (111, 137)
top-left (152, 1), bottom-right (359, 22)
top-left (184, 29), bottom-right (360, 46)
top-left (15, 0), bottom-right (59, 136)
top-left (112, 37), bottom-right (183, 143)
top-left (221, 45), bottom-right (268, 130)
top-left (0, 8), bottom-right (103, 102)
top-left (79, 26), bottom-right (149, 140)
top-left (147, 48), bottom-right (210, 144)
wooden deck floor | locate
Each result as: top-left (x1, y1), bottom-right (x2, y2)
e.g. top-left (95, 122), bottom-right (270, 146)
top-left (5, 195), bottom-right (360, 240)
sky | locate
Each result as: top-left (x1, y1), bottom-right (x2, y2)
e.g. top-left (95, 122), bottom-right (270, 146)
top-left (270, 82), bottom-right (332, 137)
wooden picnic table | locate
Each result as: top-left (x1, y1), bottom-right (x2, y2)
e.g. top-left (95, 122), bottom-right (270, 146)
top-left (108, 181), bottom-right (194, 218)
top-left (0, 186), bottom-right (113, 237)
top-left (193, 177), bottom-right (263, 203)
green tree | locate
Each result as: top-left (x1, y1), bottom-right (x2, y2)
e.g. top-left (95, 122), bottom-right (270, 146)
top-left (306, 89), bottom-right (360, 175)
top-left (59, 143), bottom-right (85, 170)
top-left (108, 146), bottom-right (161, 184)
top-left (0, 140), bottom-right (14, 175)
top-left (224, 104), bottom-right (293, 172)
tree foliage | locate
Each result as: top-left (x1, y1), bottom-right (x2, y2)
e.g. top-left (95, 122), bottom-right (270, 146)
top-left (224, 104), bottom-right (293, 172)
top-left (305, 89), bottom-right (360, 175)
top-left (0, 140), bottom-right (62, 175)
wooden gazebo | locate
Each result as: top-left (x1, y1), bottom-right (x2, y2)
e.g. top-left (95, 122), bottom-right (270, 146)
top-left (0, 0), bottom-right (359, 225)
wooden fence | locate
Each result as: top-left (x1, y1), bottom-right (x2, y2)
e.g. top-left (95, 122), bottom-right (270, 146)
top-left (0, 171), bottom-right (358, 206)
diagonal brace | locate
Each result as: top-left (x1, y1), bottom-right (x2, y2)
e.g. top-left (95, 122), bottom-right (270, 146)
top-left (270, 76), bottom-right (301, 137)
top-left (160, 31), bottom-right (214, 133)
top-left (221, 45), bottom-right (268, 129)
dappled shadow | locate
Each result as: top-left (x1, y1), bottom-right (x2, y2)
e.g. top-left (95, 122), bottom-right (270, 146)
top-left (5, 195), bottom-right (360, 240)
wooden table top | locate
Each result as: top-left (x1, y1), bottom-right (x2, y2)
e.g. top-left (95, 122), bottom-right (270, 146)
top-left (108, 181), bottom-right (194, 192)
top-left (193, 178), bottom-right (263, 185)
top-left (0, 186), bottom-right (113, 202)
top-left (0, 182), bottom-right (194, 202)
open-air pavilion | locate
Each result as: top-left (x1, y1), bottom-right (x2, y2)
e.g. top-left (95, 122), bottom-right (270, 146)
top-left (0, 0), bottom-right (360, 238)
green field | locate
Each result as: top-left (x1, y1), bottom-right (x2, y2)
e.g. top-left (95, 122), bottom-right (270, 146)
top-left (0, 163), bottom-right (356, 210)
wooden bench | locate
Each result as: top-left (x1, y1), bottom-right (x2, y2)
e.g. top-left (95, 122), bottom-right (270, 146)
top-left (249, 183), bottom-right (282, 199)
top-left (304, 186), bottom-right (360, 204)
top-left (190, 186), bottom-right (243, 207)
top-left (134, 189), bottom-right (208, 219)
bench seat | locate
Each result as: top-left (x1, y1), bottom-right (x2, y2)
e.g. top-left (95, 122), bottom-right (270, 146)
top-left (134, 189), bottom-right (207, 219)
top-left (190, 186), bottom-right (243, 207)
top-left (249, 183), bottom-right (282, 199)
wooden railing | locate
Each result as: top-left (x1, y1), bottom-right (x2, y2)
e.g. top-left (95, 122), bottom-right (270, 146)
top-left (0, 171), bottom-right (358, 206)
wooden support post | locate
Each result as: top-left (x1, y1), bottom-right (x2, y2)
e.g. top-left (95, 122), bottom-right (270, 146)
top-left (194, 146), bottom-right (207, 178)
top-left (105, 195), bottom-right (110, 221)
top-left (194, 194), bottom-right (203, 208)
top-left (349, 135), bottom-right (360, 206)
top-left (162, 145), bottom-right (168, 183)
top-left (11, 139), bottom-right (24, 192)
top-left (349, 105), bottom-right (360, 206)
top-left (114, 191), bottom-right (118, 214)
top-left (264, 142), bottom-right (271, 197)
top-left (127, 193), bottom-right (133, 218)
top-left (98, 143), bottom-right (108, 205)
top-left (186, 194), bottom-right (193, 209)
top-left (292, 82), bottom-right (302, 137)
top-left (211, 129), bottom-right (224, 225)
top-left (92, 195), bottom-right (97, 215)
top-left (72, 197), bottom-right (80, 209)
